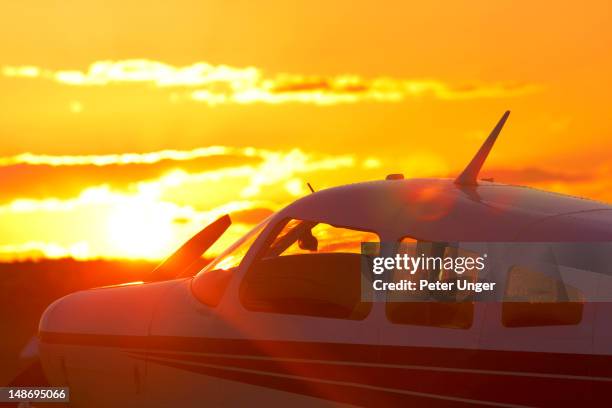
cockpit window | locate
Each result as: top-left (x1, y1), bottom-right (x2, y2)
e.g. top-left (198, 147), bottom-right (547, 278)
top-left (240, 218), bottom-right (379, 320)
top-left (265, 219), bottom-right (376, 257)
top-left (200, 218), bottom-right (270, 274)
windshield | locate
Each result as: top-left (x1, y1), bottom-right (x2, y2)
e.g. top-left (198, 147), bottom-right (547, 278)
top-left (263, 218), bottom-right (378, 258)
top-left (196, 217), bottom-right (271, 275)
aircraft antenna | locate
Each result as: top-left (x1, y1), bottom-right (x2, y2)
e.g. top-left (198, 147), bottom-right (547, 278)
top-left (307, 182), bottom-right (315, 193)
top-left (454, 110), bottom-right (510, 186)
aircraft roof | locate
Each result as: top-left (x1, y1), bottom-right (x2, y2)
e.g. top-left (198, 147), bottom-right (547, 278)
top-left (279, 178), bottom-right (612, 242)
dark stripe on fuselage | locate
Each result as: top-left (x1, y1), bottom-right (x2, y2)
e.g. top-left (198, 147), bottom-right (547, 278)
top-left (40, 331), bottom-right (606, 406)
top-left (39, 331), bottom-right (603, 376)
top-left (130, 349), bottom-right (597, 407)
top-left (139, 355), bottom-right (508, 408)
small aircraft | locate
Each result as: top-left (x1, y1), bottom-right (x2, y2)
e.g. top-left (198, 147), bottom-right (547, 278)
top-left (37, 111), bottom-right (612, 407)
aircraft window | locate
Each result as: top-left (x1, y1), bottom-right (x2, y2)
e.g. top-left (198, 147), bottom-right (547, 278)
top-left (192, 219), bottom-right (269, 307)
top-left (201, 220), bottom-right (269, 273)
top-left (265, 220), bottom-right (376, 256)
top-left (240, 219), bottom-right (379, 320)
top-left (502, 266), bottom-right (583, 327)
top-left (385, 237), bottom-right (476, 329)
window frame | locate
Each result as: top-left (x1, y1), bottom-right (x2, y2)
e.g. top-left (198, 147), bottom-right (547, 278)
top-left (238, 216), bottom-right (381, 320)
top-left (384, 236), bottom-right (479, 330)
top-left (501, 264), bottom-right (584, 328)
top-left (191, 217), bottom-right (271, 308)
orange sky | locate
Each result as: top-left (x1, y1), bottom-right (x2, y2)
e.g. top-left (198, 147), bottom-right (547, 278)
top-left (0, 1), bottom-right (611, 260)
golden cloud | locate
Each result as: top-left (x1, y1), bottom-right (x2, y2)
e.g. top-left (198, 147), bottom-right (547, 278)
top-left (0, 146), bottom-right (359, 260)
top-left (0, 146), bottom-right (356, 203)
top-left (0, 146), bottom-right (231, 166)
top-left (0, 149), bottom-right (261, 201)
top-left (2, 59), bottom-right (539, 105)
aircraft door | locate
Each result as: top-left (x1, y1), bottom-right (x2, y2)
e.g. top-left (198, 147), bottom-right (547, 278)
top-left (212, 218), bottom-right (382, 407)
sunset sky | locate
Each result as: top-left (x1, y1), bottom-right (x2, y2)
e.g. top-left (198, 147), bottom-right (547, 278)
top-left (1, 1), bottom-right (611, 261)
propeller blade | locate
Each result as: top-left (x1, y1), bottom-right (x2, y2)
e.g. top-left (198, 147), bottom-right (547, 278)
top-left (151, 214), bottom-right (231, 281)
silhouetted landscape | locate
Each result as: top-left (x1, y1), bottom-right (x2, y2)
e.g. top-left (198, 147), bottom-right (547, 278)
top-left (0, 258), bottom-right (158, 386)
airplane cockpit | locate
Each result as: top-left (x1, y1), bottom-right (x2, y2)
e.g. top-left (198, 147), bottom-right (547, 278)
top-left (192, 217), bottom-right (378, 320)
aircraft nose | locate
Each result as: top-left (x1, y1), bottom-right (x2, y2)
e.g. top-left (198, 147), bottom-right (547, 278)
top-left (38, 291), bottom-right (87, 336)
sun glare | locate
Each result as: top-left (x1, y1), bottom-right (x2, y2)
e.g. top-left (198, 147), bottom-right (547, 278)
top-left (107, 203), bottom-right (174, 260)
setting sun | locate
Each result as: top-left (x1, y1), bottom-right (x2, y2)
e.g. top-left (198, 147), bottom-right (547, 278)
top-left (106, 202), bottom-right (175, 260)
